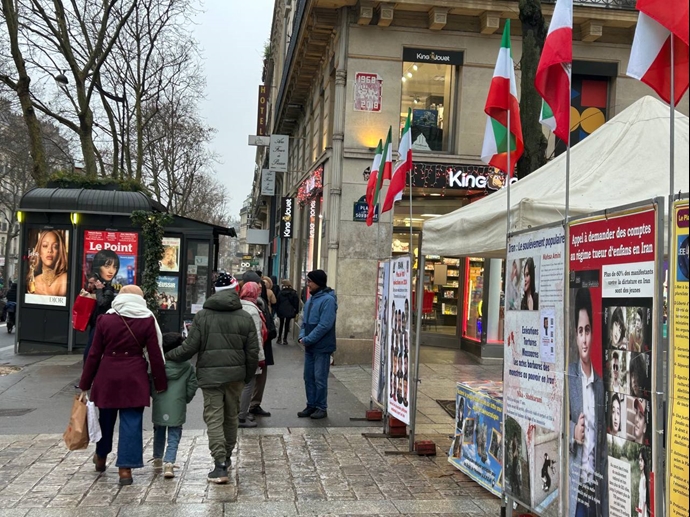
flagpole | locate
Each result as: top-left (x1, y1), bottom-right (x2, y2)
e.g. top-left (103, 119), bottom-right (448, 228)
top-left (507, 110), bottom-right (511, 235)
top-left (670, 33), bottom-right (675, 204)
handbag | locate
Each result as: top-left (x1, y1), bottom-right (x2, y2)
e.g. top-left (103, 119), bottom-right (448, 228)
top-left (72, 291), bottom-right (96, 332)
top-left (63, 393), bottom-right (89, 450)
top-left (86, 396), bottom-right (102, 443)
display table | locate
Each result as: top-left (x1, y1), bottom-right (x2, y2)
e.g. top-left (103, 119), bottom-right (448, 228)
top-left (448, 380), bottom-right (504, 497)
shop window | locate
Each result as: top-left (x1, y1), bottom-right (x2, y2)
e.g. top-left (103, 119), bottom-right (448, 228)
top-left (464, 258), bottom-right (484, 340)
top-left (185, 240), bottom-right (210, 314)
top-left (400, 60), bottom-right (457, 153)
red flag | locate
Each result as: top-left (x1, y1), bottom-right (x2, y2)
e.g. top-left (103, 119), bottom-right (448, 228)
top-left (636, 0), bottom-right (688, 45)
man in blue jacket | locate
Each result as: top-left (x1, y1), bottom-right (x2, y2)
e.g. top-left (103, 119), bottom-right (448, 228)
top-left (298, 269), bottom-right (337, 420)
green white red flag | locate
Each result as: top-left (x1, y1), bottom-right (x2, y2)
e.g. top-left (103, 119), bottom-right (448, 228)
top-left (365, 139), bottom-right (383, 208)
top-left (480, 20), bottom-right (523, 177)
top-left (382, 109), bottom-right (412, 212)
top-left (366, 128), bottom-right (392, 226)
top-left (535, 0), bottom-right (573, 143)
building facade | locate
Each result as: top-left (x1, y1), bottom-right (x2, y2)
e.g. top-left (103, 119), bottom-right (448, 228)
top-left (248, 0), bottom-right (689, 362)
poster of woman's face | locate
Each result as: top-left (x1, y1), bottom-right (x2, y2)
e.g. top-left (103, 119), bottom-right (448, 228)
top-left (25, 229), bottom-right (70, 306)
top-left (160, 237), bottom-right (180, 273)
top-left (83, 231), bottom-right (138, 294)
top-left (506, 257), bottom-right (540, 311)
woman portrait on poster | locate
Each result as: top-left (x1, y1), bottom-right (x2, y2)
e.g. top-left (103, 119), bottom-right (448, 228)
top-left (608, 392), bottom-right (623, 437)
top-left (520, 257), bottom-right (539, 310)
top-left (507, 259), bottom-right (521, 309)
top-left (26, 230), bottom-right (68, 296)
top-left (609, 307), bottom-right (628, 350)
top-left (637, 448), bottom-right (650, 517)
top-left (91, 249), bottom-right (120, 285)
top-left (159, 245), bottom-right (178, 272)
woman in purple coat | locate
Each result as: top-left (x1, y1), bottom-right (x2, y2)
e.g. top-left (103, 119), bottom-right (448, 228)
top-left (79, 285), bottom-right (167, 485)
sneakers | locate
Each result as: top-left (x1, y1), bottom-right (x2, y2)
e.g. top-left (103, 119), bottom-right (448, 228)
top-left (249, 406), bottom-right (271, 417)
top-left (151, 458), bottom-right (163, 470)
top-left (278, 339), bottom-right (288, 345)
top-left (163, 462), bottom-right (175, 478)
top-left (208, 462), bottom-right (229, 484)
top-left (297, 406), bottom-right (316, 418)
top-left (310, 409), bottom-right (328, 420)
top-left (238, 418), bottom-right (258, 428)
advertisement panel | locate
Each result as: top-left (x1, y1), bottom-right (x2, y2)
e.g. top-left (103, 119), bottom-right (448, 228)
top-left (269, 134), bottom-right (288, 173)
top-left (24, 229), bottom-right (70, 306)
top-left (567, 204), bottom-right (659, 517)
top-left (504, 225), bottom-right (565, 514)
top-left (386, 255), bottom-right (411, 424)
top-left (449, 381), bottom-right (504, 498)
top-left (667, 197), bottom-right (689, 517)
top-left (280, 197), bottom-right (294, 238)
top-left (83, 230), bottom-right (139, 294)
top-left (156, 276), bottom-right (179, 310)
top-left (371, 260), bottom-right (390, 408)
top-left (160, 237), bottom-right (180, 273)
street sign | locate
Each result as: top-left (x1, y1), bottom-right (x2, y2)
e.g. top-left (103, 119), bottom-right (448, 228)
top-left (353, 195), bottom-right (378, 222)
top-left (248, 135), bottom-right (270, 147)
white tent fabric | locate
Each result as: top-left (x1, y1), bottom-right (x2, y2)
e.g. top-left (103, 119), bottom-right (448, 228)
top-left (422, 96), bottom-right (689, 258)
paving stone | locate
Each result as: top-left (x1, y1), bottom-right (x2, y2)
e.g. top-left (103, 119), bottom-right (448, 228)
top-left (296, 500), bottom-right (400, 515)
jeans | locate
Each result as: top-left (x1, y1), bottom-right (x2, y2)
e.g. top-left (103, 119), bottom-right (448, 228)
top-left (202, 382), bottom-right (244, 463)
top-left (238, 376), bottom-right (256, 420)
top-left (96, 407), bottom-right (145, 468)
top-left (279, 317), bottom-right (293, 341)
top-left (153, 425), bottom-right (183, 464)
top-left (303, 350), bottom-right (331, 410)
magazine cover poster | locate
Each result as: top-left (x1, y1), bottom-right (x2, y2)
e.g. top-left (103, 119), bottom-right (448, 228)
top-left (371, 260), bottom-right (390, 408)
top-left (160, 237), bottom-right (181, 273)
top-left (24, 228), bottom-right (70, 306)
top-left (156, 276), bottom-right (179, 310)
top-left (83, 230), bottom-right (139, 294)
top-left (386, 255), bottom-right (411, 424)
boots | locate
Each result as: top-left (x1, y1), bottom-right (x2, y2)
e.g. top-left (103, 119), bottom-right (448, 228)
top-left (93, 453), bottom-right (106, 472)
top-left (118, 467), bottom-right (133, 486)
top-left (208, 461), bottom-right (229, 484)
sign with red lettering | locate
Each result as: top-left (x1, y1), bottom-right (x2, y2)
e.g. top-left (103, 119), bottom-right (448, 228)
top-left (83, 230), bottom-right (139, 294)
top-left (354, 72), bottom-right (382, 112)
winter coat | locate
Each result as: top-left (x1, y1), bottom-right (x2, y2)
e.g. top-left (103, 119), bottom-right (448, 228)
top-left (262, 276), bottom-right (277, 307)
top-left (255, 298), bottom-right (275, 366)
top-left (79, 314), bottom-right (167, 408)
top-left (299, 287), bottom-right (337, 354)
top-left (240, 300), bottom-right (266, 368)
top-left (165, 289), bottom-right (259, 387)
top-left (151, 359), bottom-right (198, 427)
top-left (276, 287), bottom-right (300, 319)
top-left (88, 282), bottom-right (115, 329)
top-left (270, 276), bottom-right (280, 302)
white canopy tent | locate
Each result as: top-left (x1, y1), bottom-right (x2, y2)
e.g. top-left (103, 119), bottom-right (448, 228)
top-left (422, 96), bottom-right (689, 258)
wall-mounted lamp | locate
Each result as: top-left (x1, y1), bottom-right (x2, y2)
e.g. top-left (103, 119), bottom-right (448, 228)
top-left (16, 211), bottom-right (24, 223)
top-left (70, 212), bottom-right (80, 225)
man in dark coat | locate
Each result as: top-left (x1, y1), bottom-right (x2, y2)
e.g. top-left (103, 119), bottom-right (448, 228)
top-left (297, 269), bottom-right (337, 420)
top-left (166, 273), bottom-right (259, 484)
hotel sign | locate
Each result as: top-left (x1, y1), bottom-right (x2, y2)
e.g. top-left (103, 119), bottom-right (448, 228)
top-left (257, 85), bottom-right (268, 136)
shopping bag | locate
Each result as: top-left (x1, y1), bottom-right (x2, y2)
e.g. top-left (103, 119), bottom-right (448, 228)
top-left (63, 393), bottom-right (89, 450)
top-left (86, 398), bottom-right (102, 443)
top-left (72, 291), bottom-right (96, 332)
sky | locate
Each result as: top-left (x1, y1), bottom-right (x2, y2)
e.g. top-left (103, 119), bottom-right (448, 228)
top-left (192, 0), bottom-right (275, 220)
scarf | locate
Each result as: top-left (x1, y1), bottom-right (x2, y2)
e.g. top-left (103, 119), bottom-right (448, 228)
top-left (107, 293), bottom-right (165, 363)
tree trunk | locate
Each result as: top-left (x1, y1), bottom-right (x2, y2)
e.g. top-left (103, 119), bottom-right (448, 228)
top-left (518, 0), bottom-right (548, 179)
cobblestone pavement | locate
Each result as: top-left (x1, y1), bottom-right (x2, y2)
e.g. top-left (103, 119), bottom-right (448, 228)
top-left (0, 427), bottom-right (502, 516)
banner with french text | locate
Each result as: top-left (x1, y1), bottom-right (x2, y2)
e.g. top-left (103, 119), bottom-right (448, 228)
top-left (386, 255), bottom-right (411, 424)
top-left (504, 225), bottom-right (565, 515)
top-left (567, 202), bottom-right (660, 517)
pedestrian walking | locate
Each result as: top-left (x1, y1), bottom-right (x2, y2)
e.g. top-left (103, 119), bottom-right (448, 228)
top-left (262, 275), bottom-right (277, 313)
top-left (297, 269), bottom-right (337, 420)
top-left (238, 282), bottom-right (266, 428)
top-left (151, 332), bottom-right (198, 479)
top-left (165, 273), bottom-right (259, 484)
top-left (83, 270), bottom-right (116, 362)
top-left (276, 279), bottom-right (299, 345)
top-left (79, 285), bottom-right (167, 486)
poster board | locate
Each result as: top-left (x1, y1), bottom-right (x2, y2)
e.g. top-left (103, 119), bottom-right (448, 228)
top-left (83, 230), bottom-right (138, 294)
top-left (504, 224), bottom-right (565, 515)
top-left (566, 200), bottom-right (661, 517)
top-left (371, 260), bottom-right (390, 409)
top-left (386, 255), bottom-right (411, 424)
top-left (24, 228), bottom-right (70, 306)
top-left (666, 196), bottom-right (689, 517)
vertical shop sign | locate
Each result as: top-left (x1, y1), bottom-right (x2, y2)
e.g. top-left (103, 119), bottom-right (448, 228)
top-left (567, 203), bottom-right (659, 517)
top-left (667, 198), bottom-right (689, 517)
top-left (354, 72), bottom-right (382, 112)
top-left (449, 381), bottom-right (504, 498)
top-left (504, 225), bottom-right (565, 514)
top-left (386, 255), bottom-right (411, 424)
top-left (269, 134), bottom-right (289, 172)
top-left (83, 230), bottom-right (138, 294)
top-left (261, 169), bottom-right (276, 196)
top-left (280, 197), bottom-right (294, 238)
top-left (371, 260), bottom-right (390, 408)
top-left (257, 85), bottom-right (268, 136)
top-left (24, 228), bottom-right (70, 306)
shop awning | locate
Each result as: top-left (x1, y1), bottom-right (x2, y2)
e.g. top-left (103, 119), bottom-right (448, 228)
top-left (422, 96), bottom-right (689, 258)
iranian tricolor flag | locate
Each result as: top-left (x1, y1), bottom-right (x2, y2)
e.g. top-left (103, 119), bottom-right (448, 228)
top-left (382, 109), bottom-right (412, 212)
top-left (627, 6), bottom-right (689, 105)
top-left (535, 0), bottom-right (573, 143)
top-left (365, 139), bottom-right (383, 208)
top-left (366, 128), bottom-right (392, 226)
top-left (480, 20), bottom-right (523, 177)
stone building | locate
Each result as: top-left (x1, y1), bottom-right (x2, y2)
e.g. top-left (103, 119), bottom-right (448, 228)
top-left (248, 0), bottom-right (689, 362)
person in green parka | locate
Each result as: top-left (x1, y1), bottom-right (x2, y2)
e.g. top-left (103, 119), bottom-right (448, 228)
top-left (151, 332), bottom-right (198, 478)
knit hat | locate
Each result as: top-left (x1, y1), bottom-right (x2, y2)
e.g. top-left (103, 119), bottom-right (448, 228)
top-left (242, 271), bottom-right (262, 284)
top-left (307, 269), bottom-right (327, 288)
top-left (215, 273), bottom-right (236, 292)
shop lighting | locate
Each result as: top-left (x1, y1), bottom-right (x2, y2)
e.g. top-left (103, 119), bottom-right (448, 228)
top-left (420, 214), bottom-right (441, 218)
top-left (429, 193), bottom-right (442, 197)
top-left (413, 97), bottom-right (420, 105)
top-left (406, 71), bottom-right (413, 78)
top-left (401, 76), bottom-right (407, 82)
top-left (413, 64), bottom-right (418, 71)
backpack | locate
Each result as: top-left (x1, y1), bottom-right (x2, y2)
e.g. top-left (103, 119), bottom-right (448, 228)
top-left (258, 299), bottom-right (277, 341)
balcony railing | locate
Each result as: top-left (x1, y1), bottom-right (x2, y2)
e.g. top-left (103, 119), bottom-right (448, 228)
top-left (542, 0), bottom-right (637, 9)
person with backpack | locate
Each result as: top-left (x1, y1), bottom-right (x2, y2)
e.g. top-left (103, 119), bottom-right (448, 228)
top-left (237, 282), bottom-right (266, 428)
top-left (276, 279), bottom-right (300, 345)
